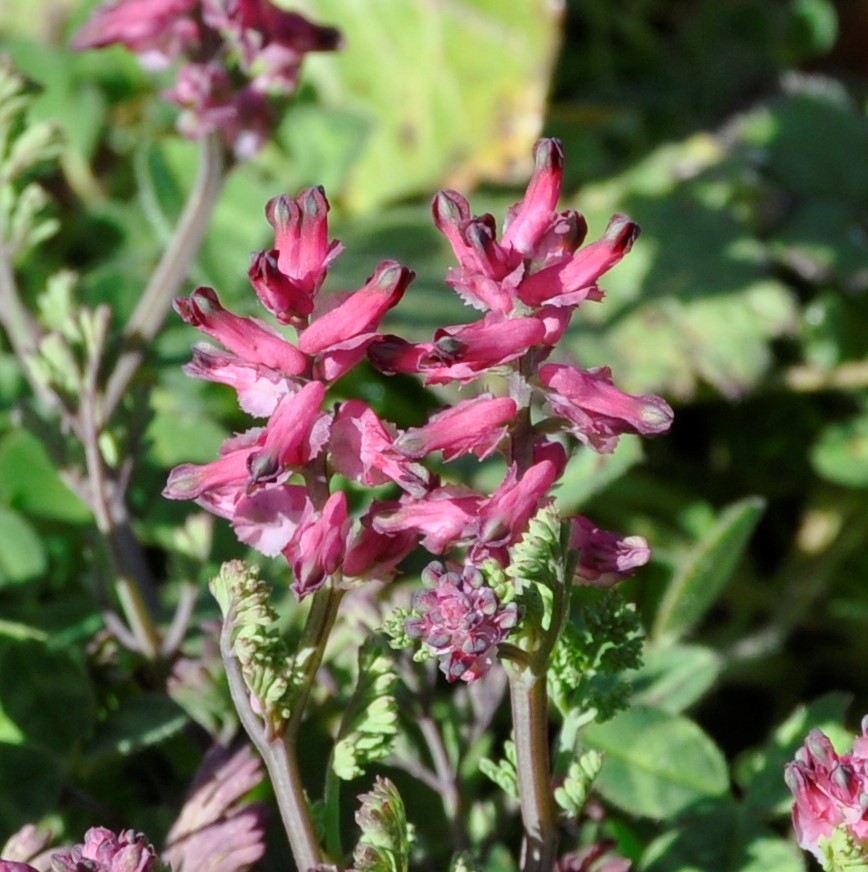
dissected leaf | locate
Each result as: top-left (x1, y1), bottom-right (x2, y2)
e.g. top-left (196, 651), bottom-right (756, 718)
top-left (332, 638), bottom-right (399, 781)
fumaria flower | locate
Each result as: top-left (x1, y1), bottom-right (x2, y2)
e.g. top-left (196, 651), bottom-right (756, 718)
top-left (405, 562), bottom-right (518, 682)
top-left (569, 516), bottom-right (651, 587)
top-left (786, 720), bottom-right (868, 864)
top-left (51, 829), bottom-right (158, 872)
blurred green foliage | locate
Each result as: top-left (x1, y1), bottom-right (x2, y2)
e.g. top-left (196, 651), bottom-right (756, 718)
top-left (1, 0), bottom-right (867, 868)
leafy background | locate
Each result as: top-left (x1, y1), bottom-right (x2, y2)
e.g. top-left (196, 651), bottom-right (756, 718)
top-left (1, 0), bottom-right (867, 869)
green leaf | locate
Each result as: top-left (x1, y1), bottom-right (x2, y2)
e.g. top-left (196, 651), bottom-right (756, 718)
top-left (479, 739), bottom-right (518, 801)
top-left (293, 0), bottom-right (562, 213)
top-left (641, 801), bottom-right (806, 872)
top-left (352, 777), bottom-right (411, 872)
top-left (0, 637), bottom-right (95, 756)
top-left (0, 429), bottom-right (90, 523)
top-left (811, 412), bottom-right (868, 488)
top-left (652, 496), bottom-right (766, 644)
top-left (553, 749), bottom-right (603, 817)
top-left (0, 742), bottom-right (64, 832)
top-left (88, 693), bottom-right (188, 757)
top-left (0, 506), bottom-right (45, 585)
top-left (632, 642), bottom-right (723, 714)
top-left (332, 638), bottom-right (399, 781)
top-left (583, 705), bottom-right (729, 819)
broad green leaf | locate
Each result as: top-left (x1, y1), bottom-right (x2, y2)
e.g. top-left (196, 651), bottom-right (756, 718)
top-left (641, 802), bottom-right (805, 872)
top-left (632, 642), bottom-right (723, 714)
top-left (0, 506), bottom-right (46, 585)
top-left (0, 637), bottom-right (95, 756)
top-left (88, 693), bottom-right (188, 757)
top-left (0, 742), bottom-right (63, 832)
top-left (811, 413), bottom-right (868, 488)
top-left (292, 0), bottom-right (562, 213)
top-left (583, 705), bottom-right (729, 819)
top-left (652, 496), bottom-right (766, 644)
top-left (0, 429), bottom-right (90, 523)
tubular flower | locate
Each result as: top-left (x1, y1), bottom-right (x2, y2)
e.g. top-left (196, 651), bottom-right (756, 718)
top-left (569, 515), bottom-right (651, 587)
top-left (395, 394), bottom-right (517, 462)
top-left (405, 562), bottom-right (518, 682)
top-left (786, 720), bottom-right (868, 864)
top-left (70, 0), bottom-right (199, 68)
top-left (539, 363), bottom-right (674, 453)
top-left (330, 400), bottom-right (431, 497)
top-left (255, 187), bottom-right (345, 324)
top-left (174, 288), bottom-right (307, 375)
top-left (51, 829), bottom-right (158, 872)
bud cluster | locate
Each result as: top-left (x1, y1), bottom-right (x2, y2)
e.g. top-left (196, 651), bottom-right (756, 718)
top-left (72, 0), bottom-right (341, 158)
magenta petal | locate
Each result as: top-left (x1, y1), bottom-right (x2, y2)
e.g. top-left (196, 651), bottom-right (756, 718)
top-left (396, 395), bottom-right (516, 461)
top-left (174, 287), bottom-right (306, 374)
top-left (298, 261), bottom-right (413, 355)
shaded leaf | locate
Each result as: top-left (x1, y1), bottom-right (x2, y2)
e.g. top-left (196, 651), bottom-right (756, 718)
top-left (632, 642), bottom-right (723, 714)
top-left (652, 496), bottom-right (766, 644)
top-left (0, 506), bottom-right (46, 585)
top-left (583, 705), bottom-right (729, 819)
top-left (88, 693), bottom-right (188, 757)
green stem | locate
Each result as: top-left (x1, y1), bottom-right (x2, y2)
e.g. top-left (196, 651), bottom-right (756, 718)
top-left (508, 668), bottom-right (558, 872)
top-left (102, 132), bottom-right (226, 422)
top-left (220, 607), bottom-right (325, 872)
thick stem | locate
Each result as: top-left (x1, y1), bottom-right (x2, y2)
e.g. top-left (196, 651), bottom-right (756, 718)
top-left (102, 133), bottom-right (226, 421)
top-left (508, 669), bottom-right (558, 872)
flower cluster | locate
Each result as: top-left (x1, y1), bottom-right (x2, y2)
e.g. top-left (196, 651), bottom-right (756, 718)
top-left (72, 0), bottom-right (340, 158)
top-left (405, 562), bottom-right (519, 682)
top-left (164, 138), bottom-right (671, 675)
top-left (786, 719), bottom-right (868, 865)
top-left (50, 829), bottom-right (158, 872)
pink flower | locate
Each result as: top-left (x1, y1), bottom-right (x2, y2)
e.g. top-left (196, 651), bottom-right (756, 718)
top-left (342, 511), bottom-right (418, 582)
top-left (164, 439), bottom-right (253, 502)
top-left (475, 441), bottom-right (567, 559)
top-left (71, 0), bottom-right (198, 68)
top-left (369, 313), bottom-right (545, 384)
top-left (298, 261), bottom-right (413, 356)
top-left (283, 491), bottom-right (348, 597)
top-left (246, 381), bottom-right (330, 486)
top-left (166, 66), bottom-right (273, 159)
top-left (255, 187), bottom-right (344, 323)
top-left (539, 363), bottom-right (673, 453)
top-left (330, 400), bottom-right (431, 497)
top-left (0, 863), bottom-right (38, 872)
top-left (231, 485), bottom-right (310, 556)
top-left (51, 829), bottom-right (157, 872)
top-left (395, 395), bottom-right (517, 461)
top-left (569, 516), bottom-right (651, 587)
top-left (405, 562), bottom-right (518, 682)
top-left (517, 214), bottom-right (640, 309)
top-left (183, 342), bottom-right (294, 417)
top-left (373, 486), bottom-right (482, 554)
top-left (501, 138), bottom-right (569, 258)
top-left (164, 744), bottom-right (267, 872)
top-left (786, 720), bottom-right (868, 861)
top-left (174, 288), bottom-right (307, 375)
top-left (202, 0), bottom-right (341, 95)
